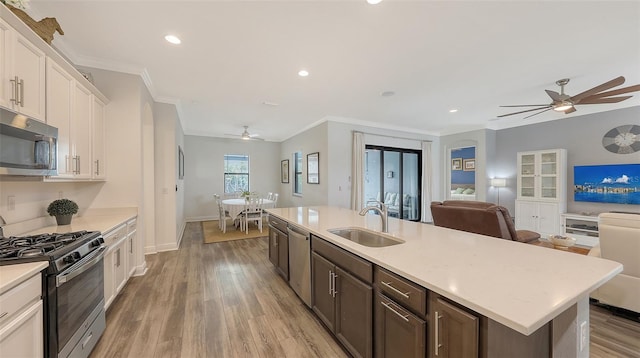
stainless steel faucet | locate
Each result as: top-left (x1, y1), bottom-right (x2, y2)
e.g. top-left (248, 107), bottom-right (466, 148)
top-left (0, 215), bottom-right (6, 238)
top-left (359, 200), bottom-right (388, 233)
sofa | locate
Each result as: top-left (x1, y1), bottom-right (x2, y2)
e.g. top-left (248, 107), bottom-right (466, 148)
top-left (430, 200), bottom-right (540, 243)
top-left (589, 212), bottom-right (640, 313)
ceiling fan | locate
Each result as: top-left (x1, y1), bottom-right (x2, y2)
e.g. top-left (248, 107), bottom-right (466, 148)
top-left (497, 76), bottom-right (640, 120)
top-left (224, 126), bottom-right (264, 141)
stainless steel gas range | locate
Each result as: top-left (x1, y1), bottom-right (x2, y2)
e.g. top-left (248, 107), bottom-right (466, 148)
top-left (0, 230), bottom-right (106, 358)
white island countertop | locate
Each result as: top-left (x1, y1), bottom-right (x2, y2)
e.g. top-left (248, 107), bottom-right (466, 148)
top-left (266, 206), bottom-right (623, 336)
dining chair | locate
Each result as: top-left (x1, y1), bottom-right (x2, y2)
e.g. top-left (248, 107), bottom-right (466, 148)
top-left (272, 193), bottom-right (279, 207)
top-left (214, 194), bottom-right (233, 233)
top-left (266, 192), bottom-right (274, 200)
top-left (241, 195), bottom-right (264, 234)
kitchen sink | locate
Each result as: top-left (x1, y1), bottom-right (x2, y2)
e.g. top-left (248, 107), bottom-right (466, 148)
top-left (327, 227), bottom-right (404, 247)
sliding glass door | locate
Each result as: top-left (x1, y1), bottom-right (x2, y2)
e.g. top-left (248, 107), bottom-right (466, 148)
top-left (364, 146), bottom-right (421, 221)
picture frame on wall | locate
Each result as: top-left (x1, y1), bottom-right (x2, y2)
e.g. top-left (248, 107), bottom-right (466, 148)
top-left (281, 159), bottom-right (289, 183)
top-left (178, 146), bottom-right (185, 179)
top-left (452, 158), bottom-right (462, 170)
top-left (463, 158), bottom-right (475, 171)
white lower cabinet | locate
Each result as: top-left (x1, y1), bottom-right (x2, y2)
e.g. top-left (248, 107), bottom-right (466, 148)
top-left (103, 217), bottom-right (138, 310)
top-left (515, 200), bottom-right (560, 237)
top-left (0, 274), bottom-right (44, 358)
top-left (103, 224), bottom-right (126, 310)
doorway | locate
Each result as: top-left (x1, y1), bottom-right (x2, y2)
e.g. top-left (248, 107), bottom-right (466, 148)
top-left (364, 145), bottom-right (421, 221)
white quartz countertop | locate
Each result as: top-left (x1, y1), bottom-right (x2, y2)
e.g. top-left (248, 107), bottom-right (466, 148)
top-left (0, 261), bottom-right (48, 295)
top-left (22, 208), bottom-right (137, 236)
top-left (266, 206), bottom-right (623, 336)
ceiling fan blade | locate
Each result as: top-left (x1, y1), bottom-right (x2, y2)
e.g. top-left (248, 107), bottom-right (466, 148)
top-left (581, 84), bottom-right (640, 99)
top-left (522, 107), bottom-right (553, 120)
top-left (570, 76), bottom-right (625, 102)
top-left (497, 105), bottom-right (551, 118)
top-left (545, 90), bottom-right (562, 101)
top-left (499, 104), bottom-right (551, 108)
top-left (563, 107), bottom-right (576, 114)
top-left (577, 95), bottom-right (632, 104)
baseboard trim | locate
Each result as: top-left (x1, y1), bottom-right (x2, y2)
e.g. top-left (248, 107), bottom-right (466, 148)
top-left (186, 215), bottom-right (216, 222)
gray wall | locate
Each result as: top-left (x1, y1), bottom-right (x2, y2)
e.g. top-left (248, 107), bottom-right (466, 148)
top-left (184, 135), bottom-right (281, 220)
top-left (494, 106), bottom-right (640, 215)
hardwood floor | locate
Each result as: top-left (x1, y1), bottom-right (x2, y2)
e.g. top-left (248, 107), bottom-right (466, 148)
top-left (90, 222), bottom-right (348, 358)
top-left (91, 222), bottom-right (640, 358)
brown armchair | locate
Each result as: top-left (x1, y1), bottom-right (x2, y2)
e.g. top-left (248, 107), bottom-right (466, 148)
top-left (430, 200), bottom-right (540, 243)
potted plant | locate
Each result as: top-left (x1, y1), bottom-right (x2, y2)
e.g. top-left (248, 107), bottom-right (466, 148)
top-left (47, 198), bottom-right (78, 225)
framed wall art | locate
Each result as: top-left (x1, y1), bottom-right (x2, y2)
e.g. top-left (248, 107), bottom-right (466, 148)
top-left (463, 158), bottom-right (475, 171)
top-left (281, 159), bottom-right (290, 183)
top-left (452, 158), bottom-right (462, 171)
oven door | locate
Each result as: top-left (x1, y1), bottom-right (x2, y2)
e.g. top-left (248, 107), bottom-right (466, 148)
top-left (55, 246), bottom-right (106, 356)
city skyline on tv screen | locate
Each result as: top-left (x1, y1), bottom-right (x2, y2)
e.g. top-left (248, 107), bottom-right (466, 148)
top-left (574, 164), bottom-right (640, 205)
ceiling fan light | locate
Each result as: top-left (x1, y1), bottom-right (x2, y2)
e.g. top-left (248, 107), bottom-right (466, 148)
top-left (553, 101), bottom-right (574, 112)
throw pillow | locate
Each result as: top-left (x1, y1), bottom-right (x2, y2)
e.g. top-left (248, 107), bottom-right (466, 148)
top-left (455, 187), bottom-right (465, 194)
top-left (463, 188), bottom-right (475, 194)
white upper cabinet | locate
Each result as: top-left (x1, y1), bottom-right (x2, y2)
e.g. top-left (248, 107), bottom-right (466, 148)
top-left (0, 18), bottom-right (45, 121)
top-left (92, 97), bottom-right (106, 180)
top-left (46, 59), bottom-right (94, 180)
top-left (517, 149), bottom-right (567, 201)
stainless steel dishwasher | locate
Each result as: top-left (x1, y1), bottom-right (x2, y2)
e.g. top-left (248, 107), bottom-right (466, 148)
top-left (287, 225), bottom-right (311, 307)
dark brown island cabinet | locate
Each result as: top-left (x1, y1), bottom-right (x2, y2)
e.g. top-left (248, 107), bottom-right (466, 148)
top-left (268, 216), bottom-right (289, 281)
top-left (311, 235), bottom-right (373, 358)
top-left (267, 221), bottom-right (555, 358)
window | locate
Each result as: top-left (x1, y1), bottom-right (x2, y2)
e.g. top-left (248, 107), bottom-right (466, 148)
top-left (294, 151), bottom-right (302, 195)
top-left (224, 154), bottom-right (249, 194)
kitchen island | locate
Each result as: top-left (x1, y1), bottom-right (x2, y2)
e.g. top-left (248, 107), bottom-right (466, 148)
top-left (266, 206), bottom-right (622, 358)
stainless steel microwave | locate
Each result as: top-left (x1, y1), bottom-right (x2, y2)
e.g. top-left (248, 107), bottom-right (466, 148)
top-left (0, 107), bottom-right (58, 176)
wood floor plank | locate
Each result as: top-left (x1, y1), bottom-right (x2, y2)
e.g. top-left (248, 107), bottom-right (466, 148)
top-left (90, 222), bottom-right (640, 358)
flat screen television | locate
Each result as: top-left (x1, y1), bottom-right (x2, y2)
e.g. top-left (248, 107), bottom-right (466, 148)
top-left (574, 164), bottom-right (640, 205)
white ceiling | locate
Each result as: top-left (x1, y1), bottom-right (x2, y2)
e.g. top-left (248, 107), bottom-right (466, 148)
top-left (28, 1), bottom-right (640, 141)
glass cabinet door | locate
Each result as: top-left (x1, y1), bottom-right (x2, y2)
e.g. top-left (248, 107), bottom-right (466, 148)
top-left (540, 152), bottom-right (558, 199)
top-left (519, 154), bottom-right (536, 198)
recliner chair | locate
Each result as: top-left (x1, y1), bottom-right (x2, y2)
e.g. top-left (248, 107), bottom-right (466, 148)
top-left (589, 212), bottom-right (640, 313)
top-left (430, 200), bottom-right (540, 243)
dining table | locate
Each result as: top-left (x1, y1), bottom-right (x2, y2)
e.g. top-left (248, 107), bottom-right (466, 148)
top-left (221, 198), bottom-right (275, 221)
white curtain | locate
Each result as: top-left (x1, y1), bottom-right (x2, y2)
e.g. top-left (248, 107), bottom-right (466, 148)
top-left (350, 131), bottom-right (365, 211)
top-left (421, 141), bottom-right (433, 222)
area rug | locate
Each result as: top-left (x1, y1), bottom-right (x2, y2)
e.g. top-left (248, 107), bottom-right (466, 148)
top-left (202, 220), bottom-right (269, 244)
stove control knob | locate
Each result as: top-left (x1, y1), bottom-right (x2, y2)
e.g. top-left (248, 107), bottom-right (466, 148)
top-left (90, 240), bottom-right (101, 248)
top-left (63, 255), bottom-right (77, 264)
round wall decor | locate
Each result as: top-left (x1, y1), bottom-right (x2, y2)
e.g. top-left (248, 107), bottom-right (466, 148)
top-left (602, 124), bottom-right (640, 154)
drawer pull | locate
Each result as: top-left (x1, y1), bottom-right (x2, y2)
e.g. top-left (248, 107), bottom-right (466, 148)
top-left (435, 311), bottom-right (443, 356)
top-left (381, 301), bottom-right (409, 322)
top-left (381, 281), bottom-right (410, 299)
top-left (0, 311), bottom-right (8, 319)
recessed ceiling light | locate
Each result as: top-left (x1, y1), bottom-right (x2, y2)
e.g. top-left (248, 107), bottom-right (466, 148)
top-left (298, 70), bottom-right (309, 77)
top-left (262, 101), bottom-right (279, 106)
top-left (449, 109), bottom-right (458, 113)
top-left (381, 91), bottom-right (395, 97)
top-left (367, 0), bottom-right (383, 4)
top-left (164, 35), bottom-right (181, 44)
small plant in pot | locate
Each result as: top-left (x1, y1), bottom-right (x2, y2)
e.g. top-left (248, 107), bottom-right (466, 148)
top-left (47, 199), bottom-right (78, 225)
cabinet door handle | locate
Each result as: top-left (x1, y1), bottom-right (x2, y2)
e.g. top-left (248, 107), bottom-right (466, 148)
top-left (381, 301), bottom-right (409, 322)
top-left (76, 156), bottom-right (81, 174)
top-left (332, 273), bottom-right (338, 298)
top-left (435, 311), bottom-right (443, 356)
top-left (9, 76), bottom-right (18, 104)
top-left (18, 78), bottom-right (24, 107)
top-left (95, 159), bottom-right (100, 175)
top-left (381, 281), bottom-right (410, 299)
top-left (328, 270), bottom-right (333, 296)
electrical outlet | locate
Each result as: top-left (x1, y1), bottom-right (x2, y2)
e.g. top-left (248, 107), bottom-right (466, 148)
top-left (580, 321), bottom-right (588, 351)
top-left (7, 195), bottom-right (15, 211)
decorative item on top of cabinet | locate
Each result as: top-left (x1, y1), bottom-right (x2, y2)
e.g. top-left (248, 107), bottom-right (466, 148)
top-left (3, 3), bottom-right (64, 45)
top-left (0, 17), bottom-right (46, 121)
